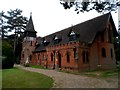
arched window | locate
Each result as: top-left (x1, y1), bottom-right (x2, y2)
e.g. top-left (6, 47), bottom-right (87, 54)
top-left (102, 48), bottom-right (106, 57)
top-left (82, 50), bottom-right (89, 64)
top-left (66, 52), bottom-right (70, 63)
top-left (51, 53), bottom-right (53, 62)
top-left (110, 48), bottom-right (113, 58)
top-left (82, 51), bottom-right (85, 63)
top-left (38, 54), bottom-right (40, 60)
top-left (22, 54), bottom-right (24, 58)
top-left (73, 48), bottom-right (78, 60)
top-left (30, 41), bottom-right (32, 46)
top-left (42, 54), bottom-right (44, 60)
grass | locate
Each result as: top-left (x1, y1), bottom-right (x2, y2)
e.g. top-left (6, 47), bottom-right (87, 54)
top-left (81, 70), bottom-right (119, 78)
top-left (30, 64), bottom-right (119, 78)
top-left (0, 69), bottom-right (2, 89)
top-left (29, 64), bottom-right (47, 69)
top-left (2, 67), bottom-right (53, 88)
top-left (59, 69), bottom-right (119, 78)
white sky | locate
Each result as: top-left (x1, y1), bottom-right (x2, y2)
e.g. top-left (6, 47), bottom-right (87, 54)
top-left (0, 0), bottom-right (118, 37)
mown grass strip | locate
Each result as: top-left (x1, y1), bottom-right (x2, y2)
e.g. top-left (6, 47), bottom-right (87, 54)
top-left (2, 67), bottom-right (53, 88)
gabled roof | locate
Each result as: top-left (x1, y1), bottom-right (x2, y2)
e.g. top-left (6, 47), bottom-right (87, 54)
top-left (34, 13), bottom-right (118, 52)
top-left (25, 15), bottom-right (37, 33)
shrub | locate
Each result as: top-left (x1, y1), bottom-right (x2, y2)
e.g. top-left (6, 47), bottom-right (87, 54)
top-left (2, 40), bottom-right (14, 69)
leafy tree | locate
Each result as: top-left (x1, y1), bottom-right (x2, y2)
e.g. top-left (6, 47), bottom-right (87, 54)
top-left (0, 11), bottom-right (8, 39)
top-left (2, 39), bottom-right (14, 69)
top-left (60, 0), bottom-right (120, 14)
top-left (115, 21), bottom-right (120, 63)
top-left (0, 9), bottom-right (28, 39)
top-left (1, 9), bottom-right (28, 65)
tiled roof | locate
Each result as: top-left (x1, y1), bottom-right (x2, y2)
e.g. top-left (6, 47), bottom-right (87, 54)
top-left (34, 13), bottom-right (118, 52)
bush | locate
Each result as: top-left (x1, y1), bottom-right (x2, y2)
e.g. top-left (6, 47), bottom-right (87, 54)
top-left (2, 40), bottom-right (14, 69)
top-left (116, 64), bottom-right (120, 71)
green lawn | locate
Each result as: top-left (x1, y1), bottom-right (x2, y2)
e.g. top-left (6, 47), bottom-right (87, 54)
top-left (29, 64), bottom-right (46, 69)
top-left (2, 67), bottom-right (53, 88)
top-left (60, 69), bottom-right (119, 78)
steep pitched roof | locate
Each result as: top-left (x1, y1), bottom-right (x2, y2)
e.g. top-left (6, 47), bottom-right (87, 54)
top-left (25, 15), bottom-right (36, 33)
top-left (34, 13), bottom-right (118, 52)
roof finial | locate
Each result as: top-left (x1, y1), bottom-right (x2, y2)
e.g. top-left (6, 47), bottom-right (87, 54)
top-left (30, 12), bottom-right (32, 16)
top-left (71, 24), bottom-right (73, 27)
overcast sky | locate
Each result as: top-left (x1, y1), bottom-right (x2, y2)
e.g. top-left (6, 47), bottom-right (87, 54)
top-left (0, 0), bottom-right (118, 37)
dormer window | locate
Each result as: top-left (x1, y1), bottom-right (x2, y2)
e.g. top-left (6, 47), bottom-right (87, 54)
top-left (44, 40), bottom-right (47, 43)
top-left (54, 36), bottom-right (58, 40)
top-left (43, 39), bottom-right (49, 46)
top-left (69, 31), bottom-right (77, 41)
top-left (70, 31), bottom-right (75, 36)
top-left (54, 35), bottom-right (61, 44)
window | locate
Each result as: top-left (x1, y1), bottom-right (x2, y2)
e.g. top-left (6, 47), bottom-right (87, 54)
top-left (82, 51), bottom-right (89, 64)
top-left (54, 36), bottom-right (58, 40)
top-left (70, 31), bottom-right (75, 36)
top-left (110, 48), bottom-right (113, 58)
top-left (102, 48), bottom-right (106, 57)
top-left (30, 41), bottom-right (32, 46)
top-left (38, 54), bottom-right (40, 60)
top-left (73, 48), bottom-right (78, 60)
top-left (69, 31), bottom-right (77, 41)
top-left (51, 53), bottom-right (53, 62)
top-left (44, 40), bottom-right (47, 43)
top-left (42, 54), bottom-right (44, 60)
top-left (54, 35), bottom-right (61, 44)
top-left (22, 54), bottom-right (24, 58)
top-left (43, 39), bottom-right (49, 46)
top-left (66, 52), bottom-right (70, 63)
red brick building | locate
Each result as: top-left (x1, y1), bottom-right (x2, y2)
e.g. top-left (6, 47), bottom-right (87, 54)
top-left (21, 13), bottom-right (118, 71)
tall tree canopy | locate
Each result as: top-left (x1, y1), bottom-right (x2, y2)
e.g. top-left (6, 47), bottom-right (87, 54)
top-left (60, 0), bottom-right (120, 14)
top-left (1, 9), bottom-right (29, 65)
top-left (0, 9), bottom-right (28, 39)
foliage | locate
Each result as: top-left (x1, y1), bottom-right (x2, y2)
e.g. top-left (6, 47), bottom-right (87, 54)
top-left (30, 64), bottom-right (47, 69)
top-left (114, 31), bottom-right (120, 63)
top-left (14, 37), bottom-right (23, 64)
top-left (2, 39), bottom-right (14, 69)
top-left (1, 9), bottom-right (28, 64)
top-left (0, 9), bottom-right (28, 39)
top-left (60, 0), bottom-right (120, 14)
top-left (2, 67), bottom-right (53, 88)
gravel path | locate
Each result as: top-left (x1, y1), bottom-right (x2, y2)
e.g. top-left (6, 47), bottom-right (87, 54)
top-left (15, 65), bottom-right (118, 88)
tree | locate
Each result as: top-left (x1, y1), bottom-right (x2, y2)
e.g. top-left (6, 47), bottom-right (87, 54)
top-left (60, 0), bottom-right (120, 14)
top-left (2, 39), bottom-right (14, 69)
top-left (0, 9), bottom-right (28, 39)
top-left (115, 21), bottom-right (120, 63)
top-left (1, 9), bottom-right (28, 65)
top-left (0, 11), bottom-right (8, 39)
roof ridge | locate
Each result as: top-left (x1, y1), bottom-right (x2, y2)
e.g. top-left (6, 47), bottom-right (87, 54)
top-left (43, 13), bottom-right (110, 38)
